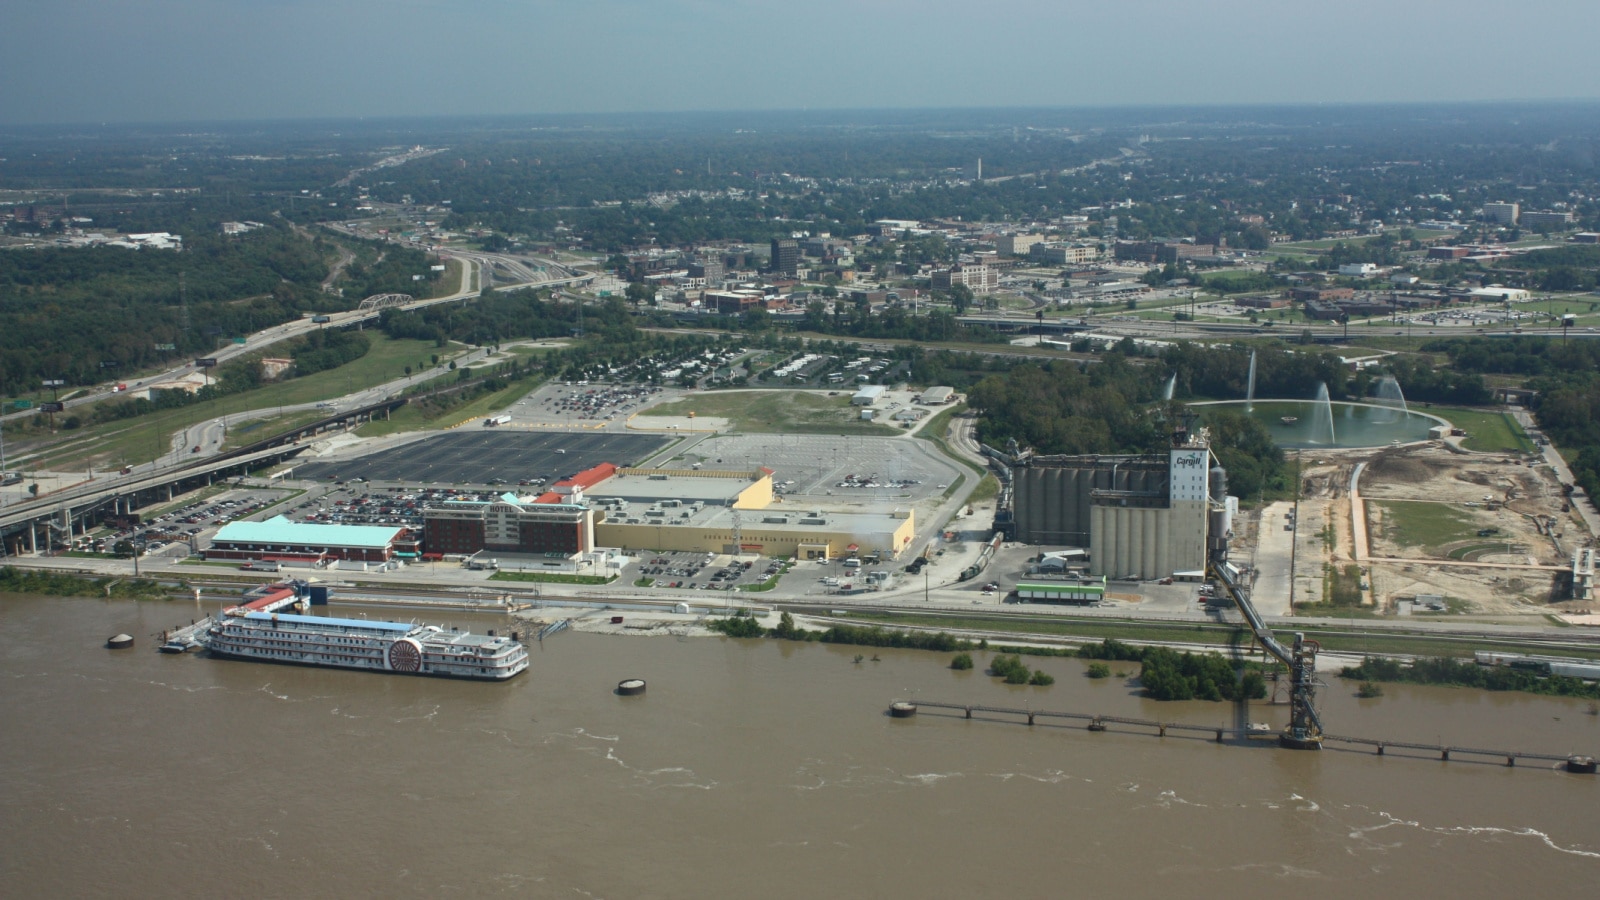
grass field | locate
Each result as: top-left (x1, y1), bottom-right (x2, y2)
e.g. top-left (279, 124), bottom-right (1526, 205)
top-left (1373, 500), bottom-right (1479, 554)
top-left (489, 571), bottom-right (615, 585)
top-left (1448, 542), bottom-right (1522, 561)
top-left (1430, 407), bottom-right (1534, 453)
top-left (968, 474), bottom-right (1000, 505)
top-left (425, 259), bottom-right (466, 299)
top-left (912, 404), bottom-right (988, 501)
top-left (32, 336), bottom-right (456, 471)
top-left (357, 371), bottom-right (545, 437)
top-left (1517, 296), bottom-right (1600, 326)
top-left (220, 409), bottom-right (328, 451)
top-left (648, 391), bottom-right (901, 436)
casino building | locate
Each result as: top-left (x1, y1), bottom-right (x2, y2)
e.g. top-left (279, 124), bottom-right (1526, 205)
top-left (422, 467), bottom-right (608, 557)
top-left (206, 516), bottom-right (412, 564)
top-left (419, 463), bottom-right (915, 562)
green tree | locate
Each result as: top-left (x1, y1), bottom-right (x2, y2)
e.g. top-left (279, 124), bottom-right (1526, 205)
top-left (741, 308), bottom-right (771, 331)
top-left (948, 284), bottom-right (974, 314)
top-left (990, 654), bottom-right (1032, 684)
top-left (624, 281), bottom-right (655, 308)
top-left (774, 611), bottom-right (797, 638)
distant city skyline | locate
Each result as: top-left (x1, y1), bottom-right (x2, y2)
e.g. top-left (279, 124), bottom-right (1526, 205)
top-left (2, 0), bottom-right (1597, 126)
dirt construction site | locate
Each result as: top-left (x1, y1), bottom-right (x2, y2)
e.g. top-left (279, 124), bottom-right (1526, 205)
top-left (1248, 441), bottom-right (1596, 623)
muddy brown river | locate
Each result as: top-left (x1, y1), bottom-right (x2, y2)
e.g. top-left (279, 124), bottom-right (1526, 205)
top-left (2, 594), bottom-right (1596, 897)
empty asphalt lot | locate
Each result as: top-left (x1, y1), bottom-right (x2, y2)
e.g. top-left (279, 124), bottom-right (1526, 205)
top-left (297, 430), bottom-right (672, 484)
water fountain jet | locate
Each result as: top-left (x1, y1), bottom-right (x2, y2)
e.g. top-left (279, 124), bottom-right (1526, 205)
top-left (1373, 375), bottom-right (1408, 422)
top-left (1309, 382), bottom-right (1337, 445)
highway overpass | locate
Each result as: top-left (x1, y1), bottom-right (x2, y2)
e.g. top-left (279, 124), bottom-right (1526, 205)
top-left (0, 397), bottom-right (405, 556)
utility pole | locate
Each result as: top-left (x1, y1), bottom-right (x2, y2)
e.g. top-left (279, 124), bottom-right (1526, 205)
top-left (179, 270), bottom-right (190, 338)
top-left (1289, 450), bottom-right (1301, 609)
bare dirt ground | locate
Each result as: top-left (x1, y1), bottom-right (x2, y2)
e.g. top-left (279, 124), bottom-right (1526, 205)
top-left (1255, 442), bottom-right (1593, 622)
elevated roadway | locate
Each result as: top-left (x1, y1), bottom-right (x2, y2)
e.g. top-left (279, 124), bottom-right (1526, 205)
top-left (0, 258), bottom-right (480, 424)
top-left (0, 397), bottom-right (405, 554)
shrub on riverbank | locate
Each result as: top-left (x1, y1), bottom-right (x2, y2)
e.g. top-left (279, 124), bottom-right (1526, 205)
top-left (1072, 638), bottom-right (1265, 701)
top-left (0, 566), bottom-right (172, 600)
top-left (990, 654), bottom-right (1032, 684)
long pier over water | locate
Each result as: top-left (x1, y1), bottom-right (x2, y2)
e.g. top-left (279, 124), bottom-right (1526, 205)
top-left (891, 700), bottom-right (1598, 773)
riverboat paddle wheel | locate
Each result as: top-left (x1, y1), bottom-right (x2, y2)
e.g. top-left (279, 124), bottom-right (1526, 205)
top-left (387, 638), bottom-right (423, 673)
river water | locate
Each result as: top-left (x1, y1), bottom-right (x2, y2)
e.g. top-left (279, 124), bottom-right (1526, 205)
top-left (3, 594), bottom-right (1597, 898)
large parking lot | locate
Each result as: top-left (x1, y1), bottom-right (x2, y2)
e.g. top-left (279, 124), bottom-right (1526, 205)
top-left (672, 433), bottom-right (961, 503)
top-left (516, 383), bottom-right (666, 425)
top-left (631, 549), bottom-right (791, 593)
top-left (296, 430), bottom-right (672, 485)
top-left (76, 488), bottom-right (294, 558)
top-left (285, 485), bottom-right (519, 530)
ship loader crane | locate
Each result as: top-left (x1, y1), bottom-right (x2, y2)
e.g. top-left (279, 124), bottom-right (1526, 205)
top-left (1208, 560), bottom-right (1324, 750)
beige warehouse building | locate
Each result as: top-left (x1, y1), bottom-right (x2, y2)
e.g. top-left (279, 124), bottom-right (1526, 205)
top-left (590, 467), bottom-right (916, 560)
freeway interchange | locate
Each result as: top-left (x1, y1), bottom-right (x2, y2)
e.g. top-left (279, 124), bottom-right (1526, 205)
top-left (0, 244), bottom-right (591, 427)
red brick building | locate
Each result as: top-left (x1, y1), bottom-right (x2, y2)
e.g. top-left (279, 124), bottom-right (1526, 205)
top-left (422, 465), bottom-right (612, 556)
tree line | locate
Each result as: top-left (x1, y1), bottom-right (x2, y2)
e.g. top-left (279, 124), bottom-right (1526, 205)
top-left (1342, 655), bottom-right (1600, 701)
top-left (963, 349), bottom-right (1290, 499)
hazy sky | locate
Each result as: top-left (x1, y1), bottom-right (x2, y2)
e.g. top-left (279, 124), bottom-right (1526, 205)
top-left (3, 0), bottom-right (1596, 125)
